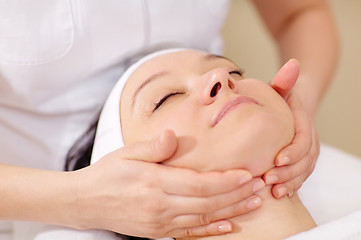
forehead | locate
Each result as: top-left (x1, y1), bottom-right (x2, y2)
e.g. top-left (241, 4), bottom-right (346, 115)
top-left (130, 50), bottom-right (211, 79)
top-left (124, 50), bottom-right (236, 93)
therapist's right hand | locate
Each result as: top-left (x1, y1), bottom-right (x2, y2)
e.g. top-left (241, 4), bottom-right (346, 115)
top-left (72, 130), bottom-right (264, 238)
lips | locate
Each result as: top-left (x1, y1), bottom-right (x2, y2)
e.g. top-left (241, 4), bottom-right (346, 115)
top-left (212, 96), bottom-right (261, 127)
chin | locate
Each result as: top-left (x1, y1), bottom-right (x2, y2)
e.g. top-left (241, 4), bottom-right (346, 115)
top-left (228, 112), bottom-right (294, 176)
top-left (163, 110), bottom-right (294, 175)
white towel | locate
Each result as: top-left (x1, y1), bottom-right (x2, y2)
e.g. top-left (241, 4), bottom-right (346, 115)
top-left (33, 227), bottom-right (118, 240)
top-left (32, 211), bottom-right (361, 240)
top-left (284, 210), bottom-right (361, 240)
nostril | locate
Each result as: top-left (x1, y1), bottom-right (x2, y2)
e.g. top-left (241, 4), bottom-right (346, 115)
top-left (228, 79), bottom-right (235, 89)
top-left (210, 82), bottom-right (221, 97)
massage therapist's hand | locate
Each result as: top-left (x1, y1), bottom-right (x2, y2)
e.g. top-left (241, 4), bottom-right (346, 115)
top-left (73, 130), bottom-right (264, 238)
top-left (264, 59), bottom-right (319, 198)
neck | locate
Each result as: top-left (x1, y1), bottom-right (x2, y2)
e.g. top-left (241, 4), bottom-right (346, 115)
top-left (180, 186), bottom-right (316, 240)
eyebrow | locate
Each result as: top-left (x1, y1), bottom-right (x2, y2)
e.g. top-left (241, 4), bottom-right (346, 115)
top-left (131, 71), bottom-right (170, 108)
top-left (204, 54), bottom-right (233, 63)
top-left (131, 54), bottom-right (232, 108)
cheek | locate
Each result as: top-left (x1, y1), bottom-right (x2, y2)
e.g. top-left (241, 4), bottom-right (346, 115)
top-left (233, 112), bottom-right (293, 176)
top-left (127, 102), bottom-right (200, 144)
top-left (153, 105), bottom-right (195, 133)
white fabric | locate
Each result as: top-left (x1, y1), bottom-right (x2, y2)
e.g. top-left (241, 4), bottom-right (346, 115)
top-left (91, 48), bottom-right (186, 164)
top-left (284, 210), bottom-right (361, 240)
top-left (31, 211), bottom-right (361, 240)
top-left (0, 0), bottom-right (230, 171)
top-left (33, 227), bottom-right (119, 240)
top-left (298, 144), bottom-right (361, 224)
top-left (33, 227), bottom-right (172, 240)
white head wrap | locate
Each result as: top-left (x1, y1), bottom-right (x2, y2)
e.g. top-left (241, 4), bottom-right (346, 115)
top-left (91, 48), bottom-right (186, 164)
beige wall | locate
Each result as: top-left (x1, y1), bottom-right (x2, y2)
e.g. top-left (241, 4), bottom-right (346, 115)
top-left (222, 0), bottom-right (361, 158)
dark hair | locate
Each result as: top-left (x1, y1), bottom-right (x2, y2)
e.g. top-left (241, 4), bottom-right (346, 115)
top-left (65, 115), bottom-right (152, 240)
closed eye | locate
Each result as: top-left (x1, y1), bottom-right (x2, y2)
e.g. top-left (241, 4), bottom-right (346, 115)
top-left (229, 69), bottom-right (244, 78)
top-left (153, 92), bottom-right (183, 112)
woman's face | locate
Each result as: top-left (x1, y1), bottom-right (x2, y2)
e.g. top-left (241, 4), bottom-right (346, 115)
top-left (120, 50), bottom-right (294, 176)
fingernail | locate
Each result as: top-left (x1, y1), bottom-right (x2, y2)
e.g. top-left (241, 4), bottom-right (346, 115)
top-left (218, 223), bottom-right (232, 232)
top-left (277, 156), bottom-right (290, 166)
top-left (277, 187), bottom-right (287, 198)
top-left (247, 196), bottom-right (262, 209)
top-left (253, 180), bottom-right (265, 192)
top-left (265, 175), bottom-right (278, 185)
top-left (239, 173), bottom-right (252, 185)
top-left (287, 190), bottom-right (294, 198)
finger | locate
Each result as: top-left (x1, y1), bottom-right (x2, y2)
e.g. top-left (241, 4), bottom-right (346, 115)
top-left (160, 168), bottom-right (252, 197)
top-left (265, 126), bottom-right (319, 195)
top-left (264, 156), bottom-right (311, 185)
top-left (171, 195), bottom-right (262, 228)
top-left (275, 96), bottom-right (312, 166)
top-left (168, 178), bottom-right (265, 215)
top-left (115, 129), bottom-right (177, 163)
top-left (271, 173), bottom-right (308, 199)
top-left (270, 59), bottom-right (299, 98)
top-left (311, 125), bottom-right (320, 163)
top-left (166, 220), bottom-right (233, 238)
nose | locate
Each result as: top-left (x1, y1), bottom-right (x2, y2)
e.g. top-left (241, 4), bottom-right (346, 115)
top-left (199, 68), bottom-right (237, 105)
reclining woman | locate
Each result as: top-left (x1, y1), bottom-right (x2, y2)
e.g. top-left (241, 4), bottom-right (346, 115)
top-left (66, 49), bottom-right (316, 240)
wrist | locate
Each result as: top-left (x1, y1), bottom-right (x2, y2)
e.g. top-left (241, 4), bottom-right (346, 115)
top-left (61, 169), bottom-right (91, 230)
top-left (55, 170), bottom-right (84, 229)
top-left (31, 170), bottom-right (81, 229)
top-left (293, 75), bottom-right (319, 119)
top-left (68, 166), bottom-right (100, 230)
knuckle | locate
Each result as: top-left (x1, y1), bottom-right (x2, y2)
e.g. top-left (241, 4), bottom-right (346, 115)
top-left (306, 154), bottom-right (316, 170)
top-left (199, 213), bottom-right (211, 225)
top-left (284, 166), bottom-right (296, 179)
top-left (184, 228), bottom-right (193, 237)
top-left (143, 217), bottom-right (170, 238)
top-left (289, 166), bottom-right (298, 176)
top-left (293, 175), bottom-right (306, 189)
top-left (151, 138), bottom-right (159, 156)
top-left (203, 198), bottom-right (218, 212)
top-left (236, 186), bottom-right (252, 200)
top-left (193, 183), bottom-right (207, 196)
top-left (164, 229), bottom-right (178, 238)
top-left (304, 134), bottom-right (313, 148)
top-left (232, 201), bottom-right (246, 214)
top-left (307, 153), bottom-right (314, 164)
top-left (315, 147), bottom-right (320, 158)
top-left (311, 158), bottom-right (317, 169)
top-left (308, 164), bottom-right (315, 175)
top-left (142, 197), bottom-right (166, 217)
top-left (308, 156), bottom-right (316, 168)
top-left (289, 179), bottom-right (299, 189)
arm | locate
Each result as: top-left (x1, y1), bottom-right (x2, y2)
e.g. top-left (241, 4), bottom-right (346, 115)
top-left (251, 0), bottom-right (339, 198)
top-left (252, 0), bottom-right (339, 117)
top-left (0, 163), bottom-right (78, 227)
top-left (0, 130), bottom-right (263, 238)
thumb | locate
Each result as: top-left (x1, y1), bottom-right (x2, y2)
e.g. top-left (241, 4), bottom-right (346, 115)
top-left (115, 129), bottom-right (178, 163)
top-left (270, 59), bottom-right (300, 98)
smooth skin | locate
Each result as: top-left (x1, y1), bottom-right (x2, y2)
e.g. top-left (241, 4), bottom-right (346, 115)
top-left (0, 0), bottom-right (338, 238)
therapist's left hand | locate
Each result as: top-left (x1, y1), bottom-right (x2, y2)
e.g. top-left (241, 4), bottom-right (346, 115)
top-left (263, 59), bottom-right (320, 199)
